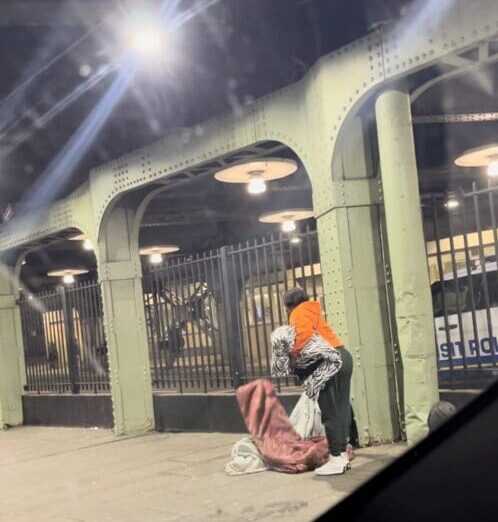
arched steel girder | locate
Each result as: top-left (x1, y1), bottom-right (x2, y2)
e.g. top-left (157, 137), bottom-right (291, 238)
top-left (0, 0), bottom-right (496, 256)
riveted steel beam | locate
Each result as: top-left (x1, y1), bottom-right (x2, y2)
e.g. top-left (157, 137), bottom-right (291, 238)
top-left (413, 112), bottom-right (498, 124)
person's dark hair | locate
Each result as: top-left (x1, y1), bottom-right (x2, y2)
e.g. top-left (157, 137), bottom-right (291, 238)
top-left (283, 287), bottom-right (309, 311)
top-left (427, 400), bottom-right (457, 433)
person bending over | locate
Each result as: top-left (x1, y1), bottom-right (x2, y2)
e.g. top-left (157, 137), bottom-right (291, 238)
top-left (284, 287), bottom-right (353, 476)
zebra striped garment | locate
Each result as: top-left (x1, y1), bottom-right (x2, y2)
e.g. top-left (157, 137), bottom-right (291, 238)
top-left (271, 325), bottom-right (342, 401)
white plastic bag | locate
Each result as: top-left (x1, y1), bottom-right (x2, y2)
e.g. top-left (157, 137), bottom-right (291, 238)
top-left (289, 392), bottom-right (325, 438)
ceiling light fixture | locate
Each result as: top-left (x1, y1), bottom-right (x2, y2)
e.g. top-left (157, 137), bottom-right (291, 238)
top-left (487, 159), bottom-right (498, 177)
top-left (47, 268), bottom-right (89, 285)
top-left (150, 252), bottom-right (163, 264)
top-left (63, 273), bottom-right (75, 285)
top-left (215, 158), bottom-right (298, 196)
top-left (282, 218), bottom-right (297, 233)
top-left (259, 209), bottom-right (314, 233)
top-left (139, 245), bottom-right (180, 263)
top-left (445, 192), bottom-right (460, 210)
top-left (455, 144), bottom-right (498, 179)
top-left (83, 239), bottom-right (93, 251)
top-left (247, 172), bottom-right (267, 195)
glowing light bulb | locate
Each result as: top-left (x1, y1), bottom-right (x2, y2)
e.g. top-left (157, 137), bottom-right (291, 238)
top-left (63, 274), bottom-right (75, 284)
top-left (487, 160), bottom-right (498, 177)
top-left (282, 219), bottom-right (296, 233)
top-left (247, 175), bottom-right (266, 195)
top-left (290, 236), bottom-right (301, 244)
top-left (150, 252), bottom-right (163, 264)
top-left (130, 25), bottom-right (163, 54)
top-left (445, 198), bottom-right (459, 210)
top-left (83, 239), bottom-right (93, 251)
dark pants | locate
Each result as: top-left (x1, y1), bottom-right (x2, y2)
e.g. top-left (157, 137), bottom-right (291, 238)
top-left (318, 347), bottom-right (353, 456)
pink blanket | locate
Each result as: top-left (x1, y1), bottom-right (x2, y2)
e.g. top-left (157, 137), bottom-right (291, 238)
top-left (236, 379), bottom-right (329, 473)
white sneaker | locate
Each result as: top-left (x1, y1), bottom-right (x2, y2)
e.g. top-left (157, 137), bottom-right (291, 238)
top-left (315, 455), bottom-right (349, 476)
top-left (341, 451), bottom-right (352, 469)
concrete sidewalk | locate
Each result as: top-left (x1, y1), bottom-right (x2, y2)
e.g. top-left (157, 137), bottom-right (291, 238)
top-left (0, 427), bottom-right (405, 521)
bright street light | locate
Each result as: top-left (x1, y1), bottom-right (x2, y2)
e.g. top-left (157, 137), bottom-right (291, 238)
top-left (83, 239), bottom-right (93, 251)
top-left (150, 252), bottom-right (163, 264)
top-left (128, 13), bottom-right (164, 56)
top-left (247, 174), bottom-right (267, 195)
top-left (282, 219), bottom-right (297, 233)
top-left (487, 160), bottom-right (498, 177)
top-left (445, 198), bottom-right (459, 210)
top-left (63, 273), bottom-right (75, 284)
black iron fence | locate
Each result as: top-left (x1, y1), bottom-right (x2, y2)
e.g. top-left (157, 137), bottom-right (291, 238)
top-left (143, 230), bottom-right (323, 393)
top-left (19, 281), bottom-right (109, 394)
top-left (425, 183), bottom-right (498, 389)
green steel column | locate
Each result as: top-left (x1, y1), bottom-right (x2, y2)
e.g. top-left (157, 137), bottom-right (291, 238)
top-left (375, 88), bottom-right (439, 444)
top-left (0, 264), bottom-right (25, 428)
top-left (314, 116), bottom-right (402, 445)
top-left (98, 206), bottom-right (154, 435)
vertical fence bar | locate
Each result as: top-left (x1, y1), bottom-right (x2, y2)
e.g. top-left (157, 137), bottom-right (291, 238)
top-left (23, 297), bottom-right (41, 392)
top-left (472, 182), bottom-right (495, 365)
top-left (80, 282), bottom-right (93, 393)
top-left (41, 293), bottom-right (56, 392)
top-left (182, 257), bottom-right (201, 389)
top-left (170, 261), bottom-right (187, 388)
top-left (246, 241), bottom-right (264, 377)
top-left (204, 251), bottom-right (221, 388)
top-left (91, 282), bottom-right (108, 391)
top-left (86, 282), bottom-right (99, 392)
top-left (262, 238), bottom-right (276, 334)
top-left (254, 238), bottom-right (271, 377)
top-left (191, 255), bottom-right (208, 393)
top-left (487, 185), bottom-right (498, 367)
top-left (306, 229), bottom-right (318, 301)
top-left (198, 256), bottom-right (213, 391)
top-left (432, 197), bottom-right (455, 388)
top-left (61, 286), bottom-right (80, 394)
top-left (218, 249), bottom-right (235, 386)
top-left (270, 234), bottom-right (284, 326)
top-left (447, 202), bottom-right (469, 379)
top-left (163, 261), bottom-right (185, 393)
top-left (460, 195), bottom-right (482, 371)
top-left (23, 297), bottom-right (39, 392)
top-left (157, 270), bottom-right (172, 389)
top-left (235, 243), bottom-right (252, 380)
top-left (54, 290), bottom-right (69, 392)
top-left (76, 283), bottom-right (90, 392)
top-left (296, 234), bottom-right (307, 295)
top-left (220, 246), bottom-right (244, 387)
top-left (278, 234), bottom-right (290, 295)
top-left (149, 273), bottom-right (162, 389)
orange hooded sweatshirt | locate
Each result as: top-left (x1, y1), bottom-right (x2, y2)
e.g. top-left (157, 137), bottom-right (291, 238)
top-left (289, 301), bottom-right (343, 356)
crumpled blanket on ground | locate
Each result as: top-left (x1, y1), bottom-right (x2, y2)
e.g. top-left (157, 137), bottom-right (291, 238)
top-left (229, 379), bottom-right (329, 474)
top-left (226, 391), bottom-right (325, 476)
